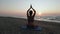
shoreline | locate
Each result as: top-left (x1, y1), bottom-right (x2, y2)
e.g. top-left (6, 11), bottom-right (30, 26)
top-left (0, 17), bottom-right (60, 34)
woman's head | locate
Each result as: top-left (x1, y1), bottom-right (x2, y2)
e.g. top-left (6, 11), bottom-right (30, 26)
top-left (29, 10), bottom-right (33, 16)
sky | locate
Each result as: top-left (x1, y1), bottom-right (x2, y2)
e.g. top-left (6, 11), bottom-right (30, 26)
top-left (0, 0), bottom-right (60, 17)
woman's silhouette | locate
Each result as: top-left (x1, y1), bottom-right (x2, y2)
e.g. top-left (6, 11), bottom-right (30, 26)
top-left (27, 5), bottom-right (36, 28)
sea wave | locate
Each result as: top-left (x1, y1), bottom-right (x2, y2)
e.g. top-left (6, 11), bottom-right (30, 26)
top-left (35, 18), bottom-right (60, 23)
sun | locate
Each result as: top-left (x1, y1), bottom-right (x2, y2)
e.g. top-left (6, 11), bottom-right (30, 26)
top-left (38, 12), bottom-right (42, 16)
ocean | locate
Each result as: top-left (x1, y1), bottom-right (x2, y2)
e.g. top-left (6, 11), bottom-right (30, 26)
top-left (20, 16), bottom-right (60, 23)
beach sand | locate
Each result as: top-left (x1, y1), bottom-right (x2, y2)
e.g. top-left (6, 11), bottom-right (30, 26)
top-left (0, 17), bottom-right (60, 34)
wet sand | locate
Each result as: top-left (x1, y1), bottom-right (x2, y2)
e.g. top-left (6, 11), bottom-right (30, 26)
top-left (0, 17), bottom-right (60, 34)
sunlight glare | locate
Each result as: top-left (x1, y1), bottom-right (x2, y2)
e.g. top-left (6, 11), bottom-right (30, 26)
top-left (38, 12), bottom-right (42, 16)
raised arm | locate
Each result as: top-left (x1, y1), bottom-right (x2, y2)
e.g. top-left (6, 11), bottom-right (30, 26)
top-left (32, 8), bottom-right (36, 17)
top-left (27, 8), bottom-right (31, 17)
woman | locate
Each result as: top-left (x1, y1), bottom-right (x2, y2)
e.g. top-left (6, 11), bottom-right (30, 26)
top-left (27, 5), bottom-right (36, 29)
